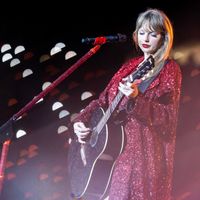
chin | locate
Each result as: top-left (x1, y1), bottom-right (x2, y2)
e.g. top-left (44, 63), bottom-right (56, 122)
top-left (142, 50), bottom-right (152, 54)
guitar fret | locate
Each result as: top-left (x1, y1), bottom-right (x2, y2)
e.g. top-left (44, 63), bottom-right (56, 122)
top-left (96, 91), bottom-right (124, 134)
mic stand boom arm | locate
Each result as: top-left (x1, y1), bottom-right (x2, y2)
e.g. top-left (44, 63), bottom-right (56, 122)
top-left (0, 44), bottom-right (101, 195)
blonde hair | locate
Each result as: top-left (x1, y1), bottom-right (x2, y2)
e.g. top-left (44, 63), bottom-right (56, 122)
top-left (133, 8), bottom-right (173, 64)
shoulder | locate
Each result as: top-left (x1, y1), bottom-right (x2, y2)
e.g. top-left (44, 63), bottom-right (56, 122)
top-left (161, 58), bottom-right (182, 84)
top-left (111, 56), bottom-right (143, 80)
top-left (120, 56), bottom-right (143, 69)
top-left (166, 58), bottom-right (180, 68)
top-left (125, 56), bottom-right (143, 65)
top-left (164, 58), bottom-right (182, 74)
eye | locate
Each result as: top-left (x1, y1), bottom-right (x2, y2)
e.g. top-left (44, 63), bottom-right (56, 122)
top-left (150, 32), bottom-right (159, 38)
top-left (138, 31), bottom-right (145, 35)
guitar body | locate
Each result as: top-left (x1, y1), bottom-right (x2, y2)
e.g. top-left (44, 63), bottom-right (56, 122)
top-left (67, 107), bottom-right (125, 200)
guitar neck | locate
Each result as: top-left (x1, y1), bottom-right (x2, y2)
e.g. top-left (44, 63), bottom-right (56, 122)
top-left (96, 91), bottom-right (124, 134)
top-left (95, 55), bottom-right (154, 135)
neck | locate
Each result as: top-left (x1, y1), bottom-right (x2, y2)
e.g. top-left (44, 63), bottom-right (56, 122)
top-left (144, 53), bottom-right (152, 60)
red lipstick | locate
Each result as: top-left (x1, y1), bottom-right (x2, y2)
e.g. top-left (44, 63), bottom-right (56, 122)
top-left (142, 44), bottom-right (150, 48)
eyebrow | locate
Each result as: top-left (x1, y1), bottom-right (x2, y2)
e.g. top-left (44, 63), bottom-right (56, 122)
top-left (139, 29), bottom-right (158, 33)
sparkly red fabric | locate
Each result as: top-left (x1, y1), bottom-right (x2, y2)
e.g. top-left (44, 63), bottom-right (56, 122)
top-left (74, 56), bottom-right (182, 200)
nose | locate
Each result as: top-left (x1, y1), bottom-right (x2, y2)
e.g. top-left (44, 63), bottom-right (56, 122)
top-left (144, 33), bottom-right (149, 42)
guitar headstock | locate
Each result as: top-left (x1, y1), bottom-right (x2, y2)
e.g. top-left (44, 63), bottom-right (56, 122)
top-left (129, 55), bottom-right (155, 82)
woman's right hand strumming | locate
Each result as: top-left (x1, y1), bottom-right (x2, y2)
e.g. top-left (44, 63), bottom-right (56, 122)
top-left (73, 122), bottom-right (91, 144)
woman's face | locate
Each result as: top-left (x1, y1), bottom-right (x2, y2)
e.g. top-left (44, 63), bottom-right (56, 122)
top-left (137, 22), bottom-right (162, 57)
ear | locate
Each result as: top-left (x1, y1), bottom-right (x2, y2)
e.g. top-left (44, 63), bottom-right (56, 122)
top-left (133, 32), bottom-right (139, 50)
top-left (133, 32), bottom-right (137, 44)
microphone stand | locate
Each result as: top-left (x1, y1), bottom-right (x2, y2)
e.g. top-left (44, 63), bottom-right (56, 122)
top-left (0, 44), bottom-right (101, 195)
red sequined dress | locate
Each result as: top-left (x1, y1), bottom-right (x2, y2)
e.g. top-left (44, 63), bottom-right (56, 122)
top-left (73, 56), bottom-right (182, 200)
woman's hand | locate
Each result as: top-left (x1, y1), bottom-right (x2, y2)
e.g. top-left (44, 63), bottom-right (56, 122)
top-left (118, 81), bottom-right (134, 97)
top-left (118, 78), bottom-right (142, 97)
top-left (73, 122), bottom-right (91, 144)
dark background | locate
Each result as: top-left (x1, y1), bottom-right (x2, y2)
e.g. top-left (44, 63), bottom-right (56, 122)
top-left (0, 1), bottom-right (200, 200)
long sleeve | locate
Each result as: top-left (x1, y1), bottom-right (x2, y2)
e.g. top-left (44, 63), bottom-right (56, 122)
top-left (107, 59), bottom-right (182, 200)
top-left (71, 59), bottom-right (137, 125)
top-left (132, 60), bottom-right (182, 141)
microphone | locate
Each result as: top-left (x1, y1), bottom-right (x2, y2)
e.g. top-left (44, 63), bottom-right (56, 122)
top-left (81, 33), bottom-right (127, 45)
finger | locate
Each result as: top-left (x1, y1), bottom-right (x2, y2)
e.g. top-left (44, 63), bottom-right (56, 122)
top-left (119, 82), bottom-right (124, 87)
top-left (122, 77), bottom-right (128, 81)
top-left (134, 79), bottom-right (142, 84)
top-left (118, 85), bottom-right (123, 92)
top-left (78, 138), bottom-right (86, 144)
top-left (75, 130), bottom-right (90, 136)
top-left (73, 122), bottom-right (83, 129)
top-left (79, 130), bottom-right (90, 136)
top-left (74, 123), bottom-right (90, 132)
top-left (79, 135), bottom-right (88, 139)
top-left (119, 84), bottom-right (134, 96)
top-left (126, 82), bottom-right (132, 87)
top-left (119, 82), bottom-right (128, 90)
top-left (79, 124), bottom-right (91, 131)
top-left (79, 122), bottom-right (87, 128)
